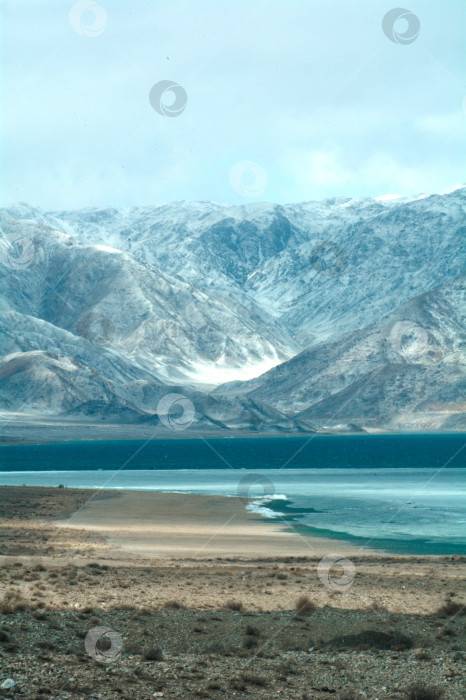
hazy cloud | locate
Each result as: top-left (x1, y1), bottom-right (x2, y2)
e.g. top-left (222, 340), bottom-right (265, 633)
top-left (2, 0), bottom-right (465, 208)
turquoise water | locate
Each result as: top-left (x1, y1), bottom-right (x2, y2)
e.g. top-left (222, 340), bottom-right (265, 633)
top-left (1, 434), bottom-right (465, 554)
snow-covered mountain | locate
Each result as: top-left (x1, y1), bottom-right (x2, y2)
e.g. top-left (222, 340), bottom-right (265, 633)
top-left (213, 274), bottom-right (466, 431)
top-left (1, 188), bottom-right (465, 432)
top-left (22, 187), bottom-right (466, 345)
top-left (0, 212), bottom-right (297, 387)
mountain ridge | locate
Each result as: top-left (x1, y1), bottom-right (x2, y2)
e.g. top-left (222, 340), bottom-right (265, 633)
top-left (1, 189), bottom-right (465, 433)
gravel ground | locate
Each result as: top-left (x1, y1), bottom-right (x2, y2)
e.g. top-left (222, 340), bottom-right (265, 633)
top-left (1, 486), bottom-right (465, 699)
top-left (1, 560), bottom-right (465, 699)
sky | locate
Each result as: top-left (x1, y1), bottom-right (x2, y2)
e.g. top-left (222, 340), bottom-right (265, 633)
top-left (1, 0), bottom-right (465, 209)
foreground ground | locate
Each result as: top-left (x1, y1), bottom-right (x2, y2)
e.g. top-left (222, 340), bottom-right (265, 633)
top-left (0, 486), bottom-right (465, 699)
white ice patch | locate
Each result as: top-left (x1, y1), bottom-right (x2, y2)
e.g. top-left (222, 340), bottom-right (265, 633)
top-left (93, 244), bottom-right (123, 254)
top-left (183, 355), bottom-right (281, 386)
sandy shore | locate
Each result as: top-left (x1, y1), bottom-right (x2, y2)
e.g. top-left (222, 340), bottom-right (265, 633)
top-left (50, 489), bottom-right (360, 559)
top-left (1, 486), bottom-right (465, 699)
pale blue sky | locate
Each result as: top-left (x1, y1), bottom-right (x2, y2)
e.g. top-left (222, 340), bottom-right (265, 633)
top-left (2, 0), bottom-right (465, 208)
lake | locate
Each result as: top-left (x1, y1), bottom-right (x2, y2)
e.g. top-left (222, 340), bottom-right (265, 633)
top-left (1, 433), bottom-right (465, 555)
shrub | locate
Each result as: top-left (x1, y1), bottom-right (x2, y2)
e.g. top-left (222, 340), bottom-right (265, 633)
top-left (240, 673), bottom-right (268, 687)
top-left (324, 629), bottom-right (412, 651)
top-left (243, 636), bottom-right (258, 649)
top-left (415, 650), bottom-right (432, 661)
top-left (33, 611), bottom-right (48, 621)
top-left (407, 682), bottom-right (445, 700)
top-left (295, 595), bottom-right (316, 614)
top-left (207, 681), bottom-right (222, 690)
top-left (436, 601), bottom-right (465, 618)
top-left (224, 600), bottom-right (243, 612)
top-left (282, 636), bottom-right (309, 651)
top-left (143, 647), bottom-right (163, 661)
top-left (163, 600), bottom-right (185, 609)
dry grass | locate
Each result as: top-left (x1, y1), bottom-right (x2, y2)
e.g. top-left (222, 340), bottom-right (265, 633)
top-left (295, 594), bottom-right (316, 614)
top-left (143, 646), bottom-right (163, 661)
top-left (0, 589), bottom-right (28, 614)
top-left (407, 682), bottom-right (446, 700)
top-left (163, 600), bottom-right (186, 610)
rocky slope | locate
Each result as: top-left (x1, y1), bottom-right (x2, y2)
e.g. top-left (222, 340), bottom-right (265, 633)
top-left (214, 275), bottom-right (466, 430)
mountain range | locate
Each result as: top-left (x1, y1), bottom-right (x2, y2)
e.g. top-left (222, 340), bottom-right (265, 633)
top-left (1, 187), bottom-right (465, 434)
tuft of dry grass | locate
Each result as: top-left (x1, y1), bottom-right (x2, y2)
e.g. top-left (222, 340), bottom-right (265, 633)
top-left (163, 600), bottom-right (186, 610)
top-left (243, 636), bottom-right (258, 649)
top-left (407, 682), bottom-right (445, 700)
top-left (143, 646), bottom-right (163, 661)
top-left (224, 600), bottom-right (243, 612)
top-left (0, 589), bottom-right (28, 614)
top-left (295, 595), bottom-right (316, 614)
top-left (240, 672), bottom-right (268, 687)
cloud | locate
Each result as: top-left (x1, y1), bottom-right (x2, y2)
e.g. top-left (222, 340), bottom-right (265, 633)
top-left (1, 0), bottom-right (465, 207)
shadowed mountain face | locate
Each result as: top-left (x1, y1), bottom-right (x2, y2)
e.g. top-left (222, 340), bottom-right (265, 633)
top-left (213, 275), bottom-right (466, 431)
top-left (0, 189), bottom-right (465, 431)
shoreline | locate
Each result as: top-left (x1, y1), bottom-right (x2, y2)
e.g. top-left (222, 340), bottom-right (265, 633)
top-left (2, 429), bottom-right (465, 447)
top-left (2, 484), bottom-right (465, 559)
top-left (1, 414), bottom-right (464, 446)
top-left (0, 484), bottom-right (368, 559)
top-left (2, 469), bottom-right (465, 556)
